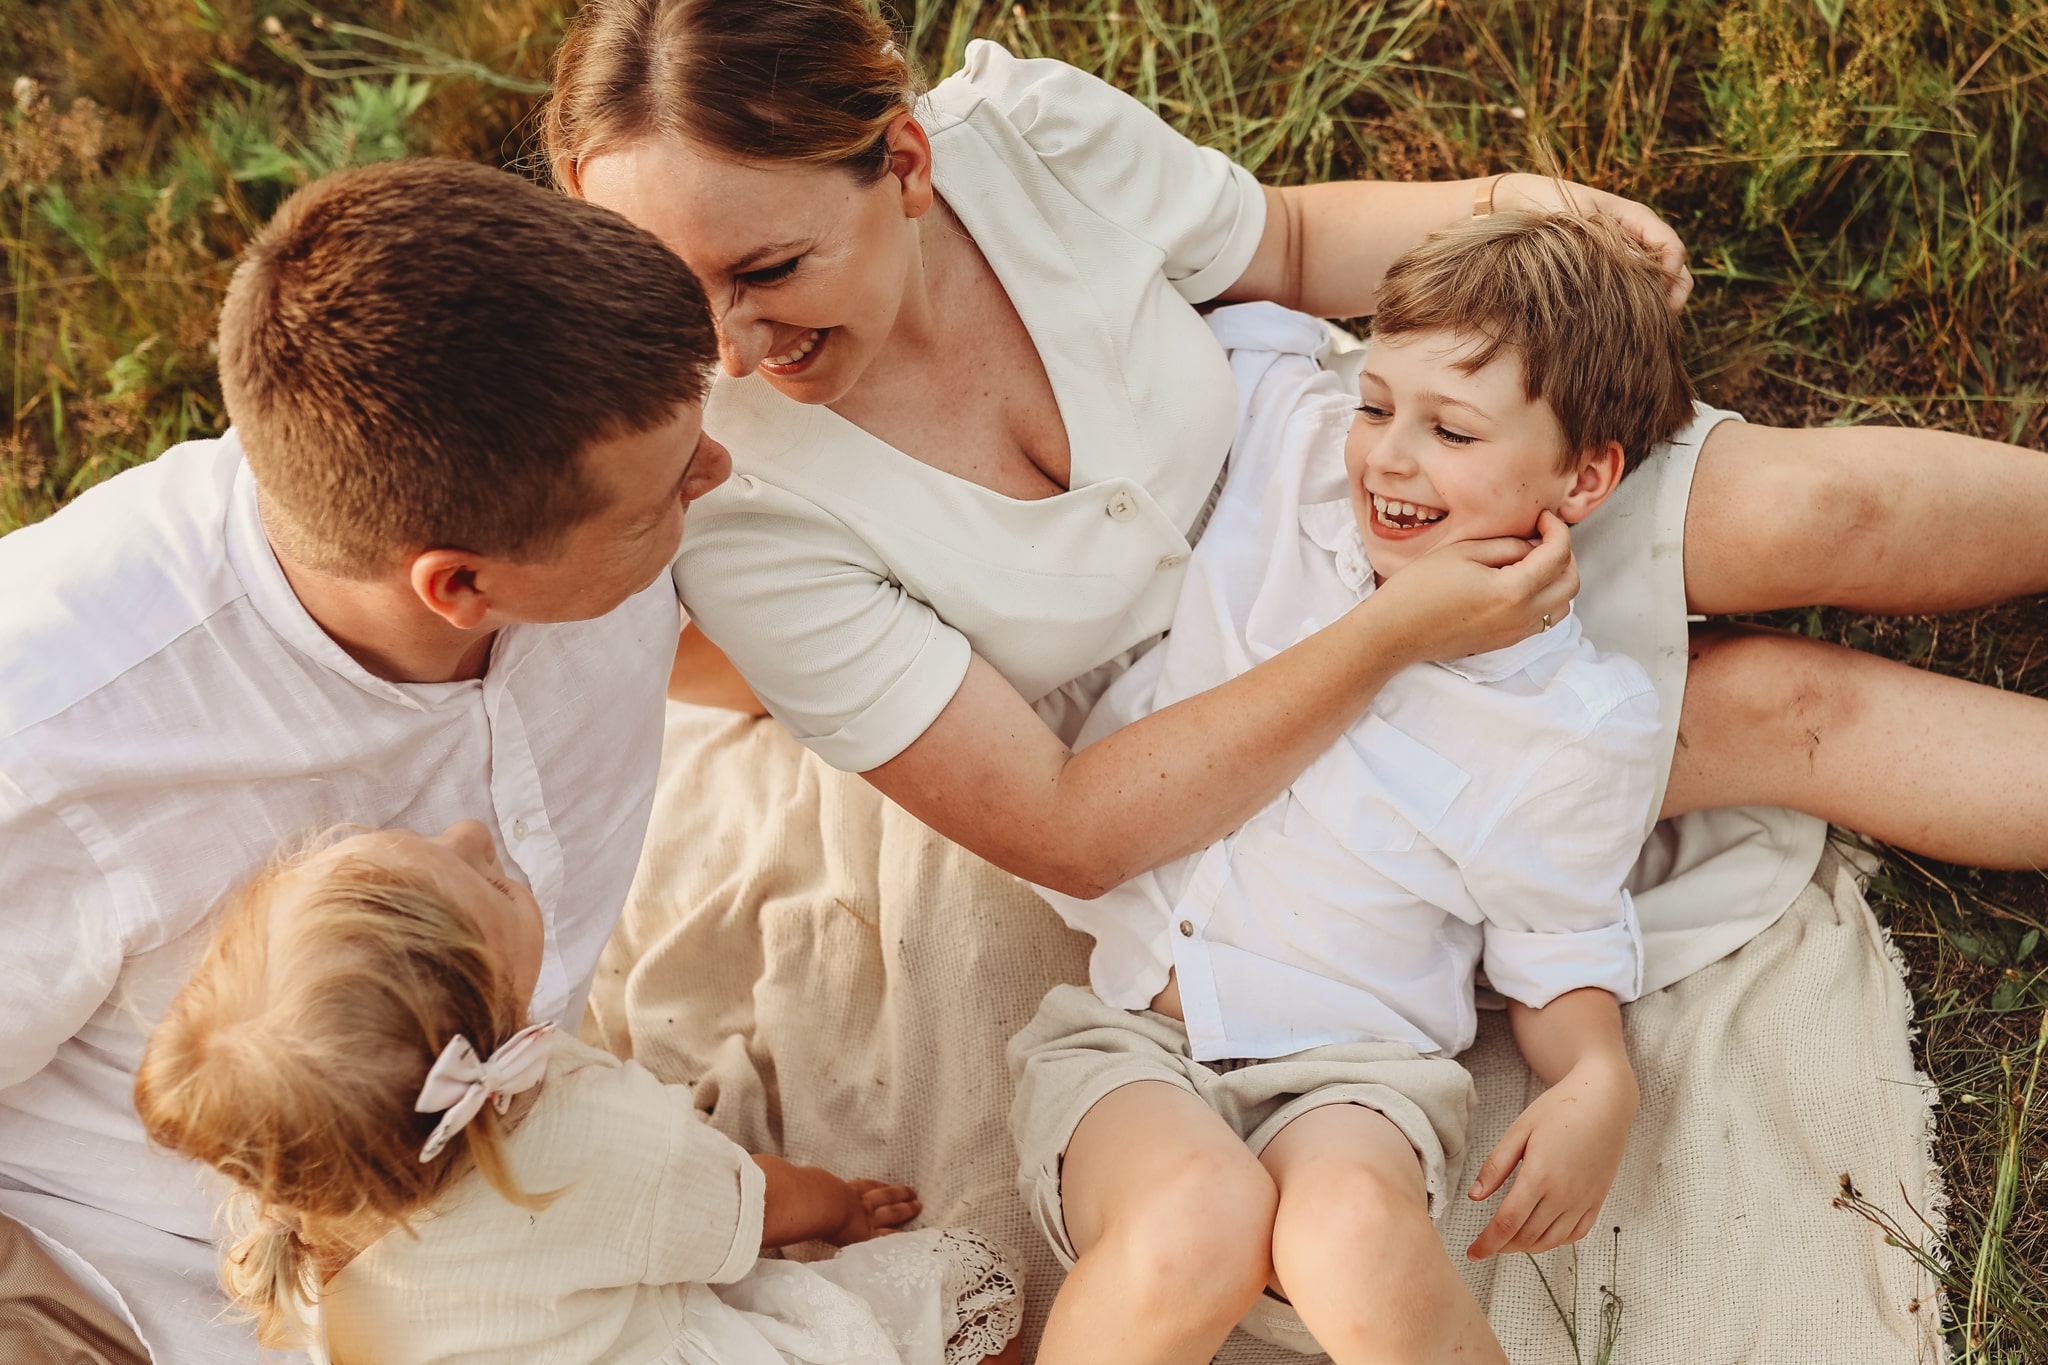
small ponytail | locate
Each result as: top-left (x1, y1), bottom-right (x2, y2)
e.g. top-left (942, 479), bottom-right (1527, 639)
top-left (218, 1198), bottom-right (319, 1350)
top-left (136, 843), bottom-right (551, 1349)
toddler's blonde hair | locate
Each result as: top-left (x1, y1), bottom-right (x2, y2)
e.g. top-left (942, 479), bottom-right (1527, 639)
top-left (134, 839), bottom-right (548, 1350)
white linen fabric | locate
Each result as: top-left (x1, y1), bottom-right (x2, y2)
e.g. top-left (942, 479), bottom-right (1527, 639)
top-left (323, 1036), bottom-right (1019, 1365)
top-left (673, 39), bottom-right (1268, 771)
top-left (0, 435), bottom-right (679, 1361)
top-left (1035, 331), bottom-right (1662, 1059)
top-left (594, 703), bottom-right (1940, 1363)
top-left (324, 1037), bottom-right (767, 1364)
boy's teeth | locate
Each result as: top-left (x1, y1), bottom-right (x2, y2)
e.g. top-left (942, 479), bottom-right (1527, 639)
top-left (1369, 492), bottom-right (1445, 525)
top-left (766, 329), bottom-right (821, 367)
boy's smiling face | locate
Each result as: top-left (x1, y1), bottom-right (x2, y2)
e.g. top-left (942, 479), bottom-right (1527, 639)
top-left (1345, 329), bottom-right (1622, 582)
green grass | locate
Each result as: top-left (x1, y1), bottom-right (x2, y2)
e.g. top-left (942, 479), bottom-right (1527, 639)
top-left (4, 0), bottom-right (2045, 1355)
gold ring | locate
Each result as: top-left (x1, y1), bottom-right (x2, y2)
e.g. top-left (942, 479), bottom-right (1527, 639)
top-left (1540, 613), bottom-right (1552, 630)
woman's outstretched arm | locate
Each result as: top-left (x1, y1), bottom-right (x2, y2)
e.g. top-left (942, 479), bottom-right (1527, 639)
top-left (1221, 176), bottom-right (1692, 318)
top-left (864, 519), bottom-right (1577, 898)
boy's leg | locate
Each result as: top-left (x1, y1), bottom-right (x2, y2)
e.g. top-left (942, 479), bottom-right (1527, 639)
top-left (1260, 1104), bottom-right (1506, 1365)
top-left (1685, 421), bottom-right (2048, 616)
top-left (1037, 1080), bottom-right (1277, 1365)
top-left (1664, 623), bottom-right (2048, 867)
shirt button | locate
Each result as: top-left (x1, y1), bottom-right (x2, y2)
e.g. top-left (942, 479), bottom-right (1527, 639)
top-left (512, 819), bottom-right (530, 842)
top-left (1105, 491), bottom-right (1138, 523)
top-left (1156, 553), bottom-right (1186, 571)
top-left (1178, 919), bottom-right (1194, 937)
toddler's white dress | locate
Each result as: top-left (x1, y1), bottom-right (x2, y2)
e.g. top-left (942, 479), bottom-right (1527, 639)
top-left (317, 1037), bottom-right (1018, 1365)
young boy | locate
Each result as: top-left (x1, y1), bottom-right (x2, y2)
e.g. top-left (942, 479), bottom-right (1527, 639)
top-left (1010, 212), bottom-right (1697, 1364)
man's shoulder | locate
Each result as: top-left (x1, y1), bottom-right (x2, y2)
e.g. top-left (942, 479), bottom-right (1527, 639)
top-left (0, 436), bottom-right (249, 740)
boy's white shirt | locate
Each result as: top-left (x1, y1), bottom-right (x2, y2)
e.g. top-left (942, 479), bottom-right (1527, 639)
top-left (0, 434), bottom-right (679, 1361)
top-left (1035, 303), bottom-right (1662, 1062)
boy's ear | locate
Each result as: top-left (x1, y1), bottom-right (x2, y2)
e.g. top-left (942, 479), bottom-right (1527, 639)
top-left (884, 112), bottom-right (935, 219)
top-left (1557, 440), bottom-right (1627, 524)
top-left (409, 549), bottom-right (496, 632)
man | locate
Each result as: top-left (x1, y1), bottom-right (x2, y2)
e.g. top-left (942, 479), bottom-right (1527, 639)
top-left (0, 158), bottom-right (727, 1361)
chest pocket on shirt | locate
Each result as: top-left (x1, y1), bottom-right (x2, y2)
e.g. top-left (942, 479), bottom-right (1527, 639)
top-left (1285, 714), bottom-right (1472, 853)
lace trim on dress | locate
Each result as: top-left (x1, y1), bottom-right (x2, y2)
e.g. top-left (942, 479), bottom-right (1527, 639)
top-left (935, 1229), bottom-right (1023, 1365)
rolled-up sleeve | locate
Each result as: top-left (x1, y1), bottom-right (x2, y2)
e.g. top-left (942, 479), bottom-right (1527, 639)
top-left (948, 40), bottom-right (1267, 302)
top-left (591, 1059), bottom-right (767, 1288)
top-left (0, 771), bottom-right (124, 1092)
top-left (673, 477), bottom-right (973, 773)
top-left (1465, 687), bottom-right (1662, 1008)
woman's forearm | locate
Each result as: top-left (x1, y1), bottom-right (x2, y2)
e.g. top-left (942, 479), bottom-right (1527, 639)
top-left (1222, 179), bottom-right (1492, 317)
top-left (869, 600), bottom-right (1422, 898)
top-left (1223, 174), bottom-right (1692, 319)
top-left (866, 525), bottom-right (1577, 897)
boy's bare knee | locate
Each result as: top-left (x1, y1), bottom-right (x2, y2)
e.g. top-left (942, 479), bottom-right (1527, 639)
top-left (1099, 1146), bottom-right (1275, 1320)
top-left (1285, 1159), bottom-right (1428, 1245)
top-left (1274, 1165), bottom-right (1449, 1358)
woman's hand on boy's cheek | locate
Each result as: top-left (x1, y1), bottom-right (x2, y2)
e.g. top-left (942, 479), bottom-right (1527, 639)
top-left (1462, 1054), bottom-right (1637, 1261)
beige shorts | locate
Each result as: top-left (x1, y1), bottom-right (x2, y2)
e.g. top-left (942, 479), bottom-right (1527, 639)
top-left (1007, 984), bottom-right (1475, 1353)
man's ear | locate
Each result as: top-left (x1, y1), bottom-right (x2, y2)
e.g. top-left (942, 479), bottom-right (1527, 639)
top-left (408, 550), bottom-right (495, 631)
top-left (884, 111), bottom-right (935, 219)
top-left (1557, 441), bottom-right (1626, 524)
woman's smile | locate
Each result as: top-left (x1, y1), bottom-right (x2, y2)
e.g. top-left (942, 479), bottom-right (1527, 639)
top-left (761, 326), bottom-right (829, 376)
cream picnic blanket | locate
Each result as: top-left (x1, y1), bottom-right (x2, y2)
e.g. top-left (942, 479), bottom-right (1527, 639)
top-left (586, 704), bottom-right (1944, 1364)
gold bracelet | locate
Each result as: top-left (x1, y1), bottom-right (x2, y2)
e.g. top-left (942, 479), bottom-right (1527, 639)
top-left (1473, 172), bottom-right (1507, 218)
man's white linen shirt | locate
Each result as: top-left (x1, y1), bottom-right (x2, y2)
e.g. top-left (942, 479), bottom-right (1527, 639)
top-left (0, 436), bottom-right (675, 1311)
top-left (1037, 305), bottom-right (1663, 1062)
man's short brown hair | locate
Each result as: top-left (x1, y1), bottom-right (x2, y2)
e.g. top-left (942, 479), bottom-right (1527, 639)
top-left (218, 158), bottom-right (718, 578)
top-left (1372, 209), bottom-right (1695, 476)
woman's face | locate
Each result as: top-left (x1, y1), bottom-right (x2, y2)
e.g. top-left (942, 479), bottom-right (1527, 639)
top-left (578, 118), bottom-right (933, 407)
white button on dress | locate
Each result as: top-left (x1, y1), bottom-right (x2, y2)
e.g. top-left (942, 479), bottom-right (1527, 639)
top-left (1105, 491), bottom-right (1138, 522)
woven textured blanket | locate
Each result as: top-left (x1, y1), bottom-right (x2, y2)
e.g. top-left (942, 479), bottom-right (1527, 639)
top-left (586, 704), bottom-right (1942, 1363)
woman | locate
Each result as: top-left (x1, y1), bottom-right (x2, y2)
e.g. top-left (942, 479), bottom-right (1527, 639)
top-left (545, 0), bottom-right (2046, 900)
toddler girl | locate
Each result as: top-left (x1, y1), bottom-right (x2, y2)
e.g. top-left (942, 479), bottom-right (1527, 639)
top-left (134, 821), bottom-right (1021, 1365)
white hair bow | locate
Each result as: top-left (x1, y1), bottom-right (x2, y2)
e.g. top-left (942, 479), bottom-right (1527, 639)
top-left (415, 1022), bottom-right (556, 1163)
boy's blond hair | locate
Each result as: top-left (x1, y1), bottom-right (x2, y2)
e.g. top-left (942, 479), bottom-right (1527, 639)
top-left (134, 840), bottom-right (549, 1351)
top-left (1372, 209), bottom-right (1696, 475)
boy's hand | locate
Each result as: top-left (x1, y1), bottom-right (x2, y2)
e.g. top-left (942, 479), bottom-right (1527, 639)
top-left (1464, 1054), bottom-right (1636, 1260)
top-left (827, 1178), bottom-right (922, 1245)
